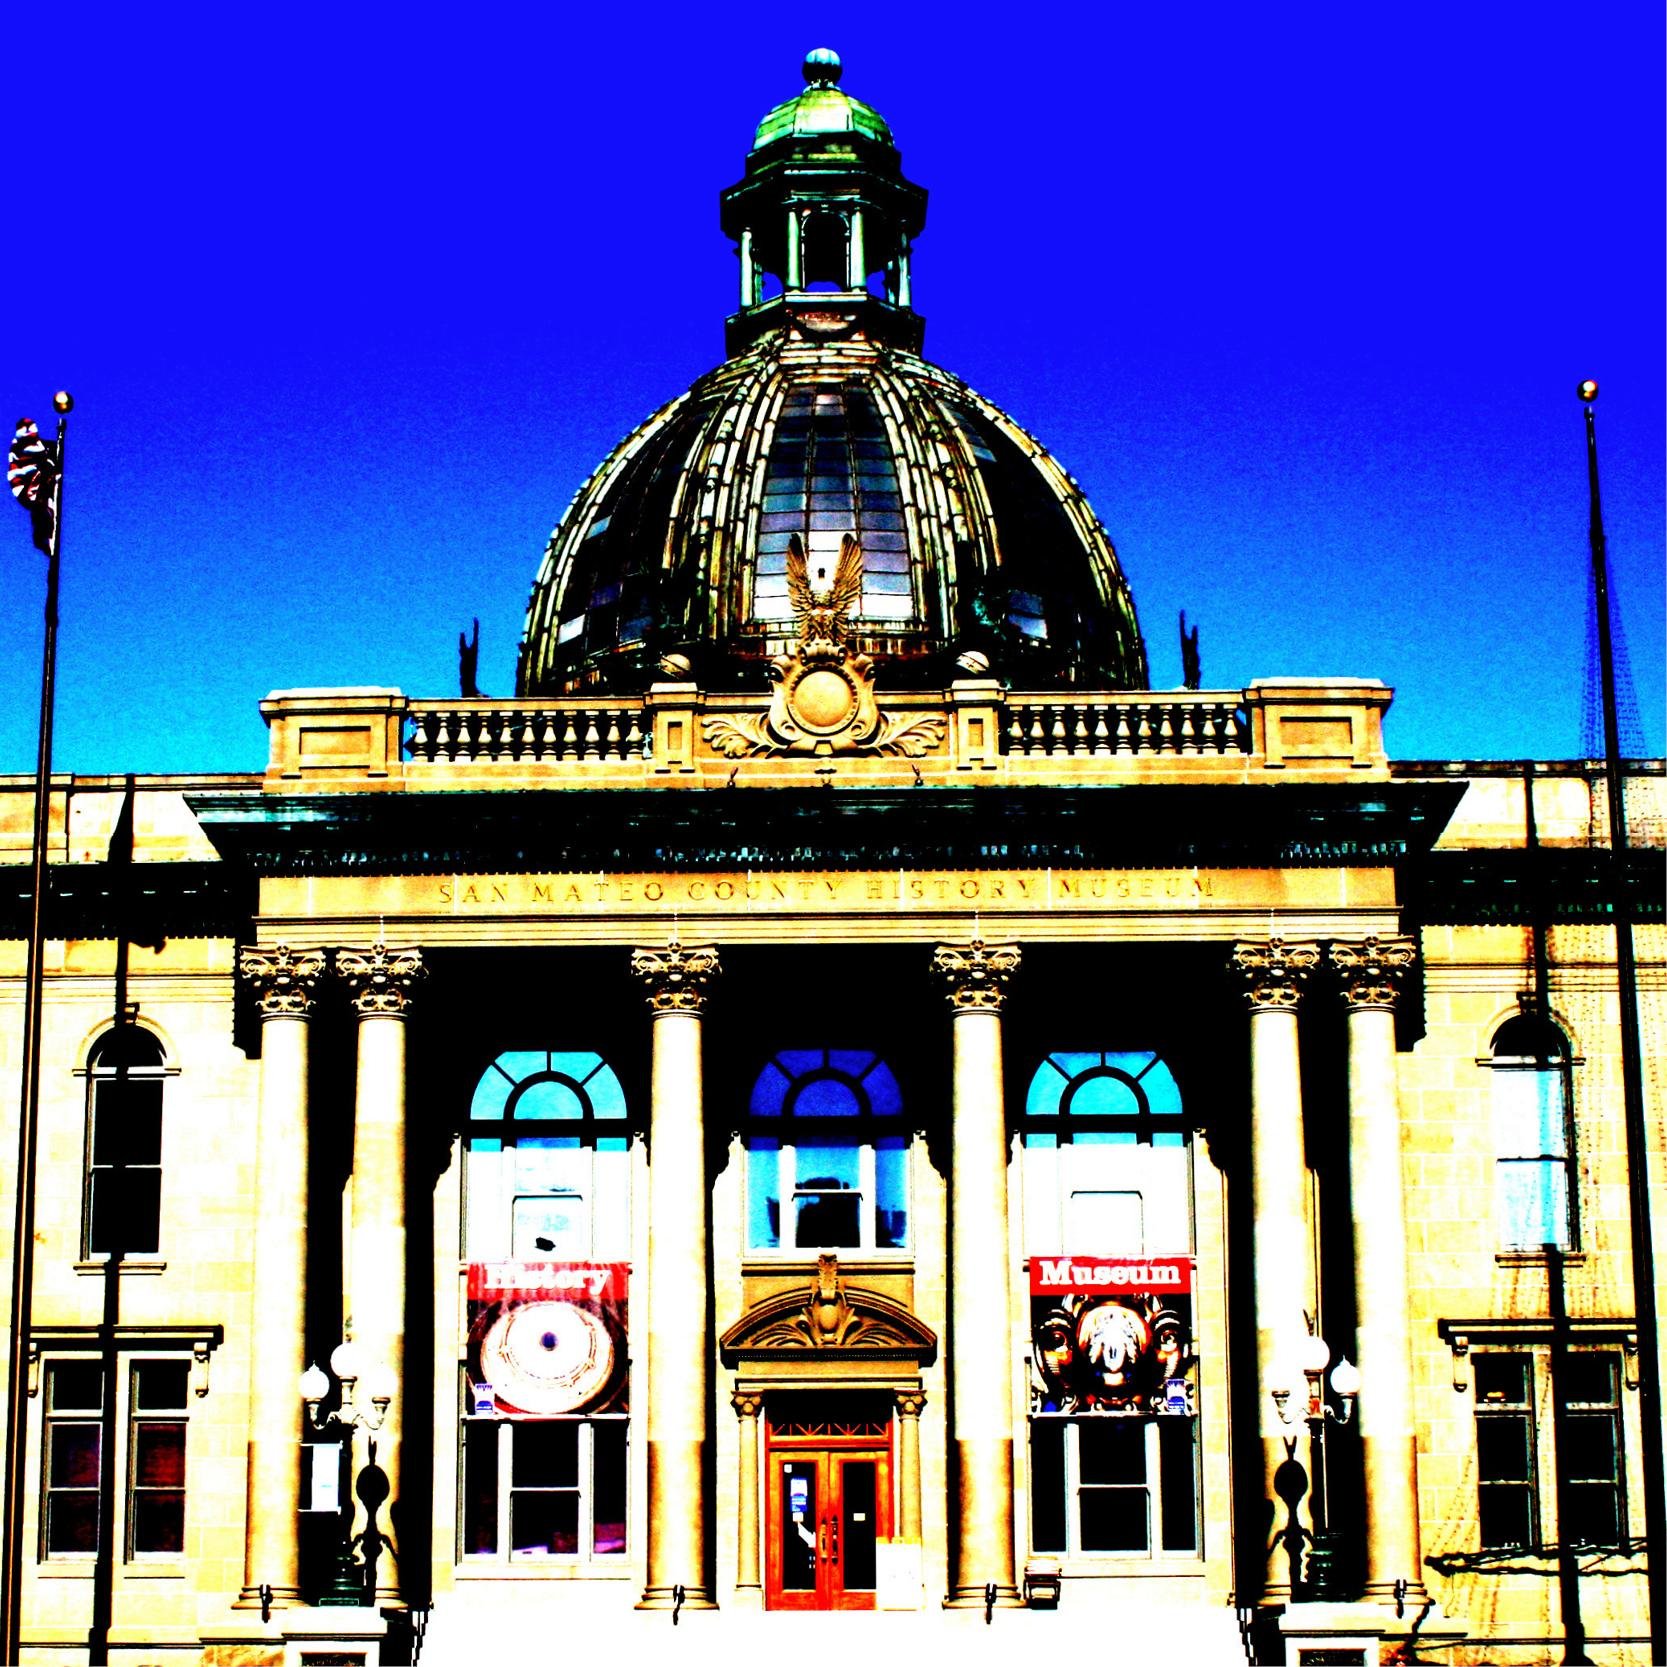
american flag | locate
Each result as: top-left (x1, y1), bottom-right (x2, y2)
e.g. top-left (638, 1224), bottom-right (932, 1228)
top-left (8, 417), bottom-right (59, 555)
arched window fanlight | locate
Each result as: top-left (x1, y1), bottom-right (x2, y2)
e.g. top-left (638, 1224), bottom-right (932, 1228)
top-left (1487, 1014), bottom-right (1577, 1251)
top-left (84, 1026), bottom-right (168, 1257)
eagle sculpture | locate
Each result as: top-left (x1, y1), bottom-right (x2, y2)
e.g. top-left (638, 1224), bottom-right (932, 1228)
top-left (786, 531), bottom-right (864, 648)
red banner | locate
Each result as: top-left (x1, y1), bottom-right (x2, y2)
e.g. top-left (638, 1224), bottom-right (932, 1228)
top-left (1029, 1255), bottom-right (1193, 1295)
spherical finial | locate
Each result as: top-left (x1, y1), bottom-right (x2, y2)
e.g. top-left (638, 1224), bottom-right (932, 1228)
top-left (803, 47), bottom-right (842, 87)
top-left (1577, 378), bottom-right (1599, 403)
top-left (52, 390), bottom-right (73, 413)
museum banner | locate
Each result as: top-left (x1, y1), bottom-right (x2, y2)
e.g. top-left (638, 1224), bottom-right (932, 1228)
top-left (466, 1261), bottom-right (629, 1415)
top-left (1028, 1255), bottom-right (1195, 1416)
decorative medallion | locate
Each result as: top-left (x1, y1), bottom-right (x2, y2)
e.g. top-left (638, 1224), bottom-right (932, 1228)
top-left (702, 533), bottom-right (945, 759)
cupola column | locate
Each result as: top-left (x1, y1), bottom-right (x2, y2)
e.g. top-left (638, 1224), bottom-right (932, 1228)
top-left (847, 207), bottom-right (866, 290)
top-left (933, 935), bottom-right (1023, 1609)
top-left (234, 945), bottom-right (326, 1610)
top-left (1231, 938), bottom-right (1321, 1603)
top-left (1329, 937), bottom-right (1426, 1604)
top-left (337, 943), bottom-right (426, 1610)
top-left (785, 207), bottom-right (803, 290)
top-left (632, 936), bottom-right (722, 1610)
top-left (896, 232), bottom-right (912, 309)
top-left (738, 228), bottom-right (756, 309)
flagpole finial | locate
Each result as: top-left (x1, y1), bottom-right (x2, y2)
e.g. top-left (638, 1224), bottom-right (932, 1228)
top-left (1577, 379), bottom-right (1599, 403)
top-left (51, 392), bottom-right (73, 414)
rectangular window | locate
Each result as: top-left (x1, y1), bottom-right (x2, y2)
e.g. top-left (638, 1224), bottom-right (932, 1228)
top-left (1029, 1416), bottom-right (1197, 1558)
top-left (129, 1360), bottom-right (189, 1555)
top-left (1559, 1353), bottom-right (1624, 1548)
top-left (1491, 1066), bottom-right (1574, 1250)
top-left (746, 1139), bottom-right (909, 1253)
top-left (1475, 1354), bottom-right (1538, 1548)
top-left (86, 1077), bottom-right (163, 1255)
top-left (460, 1415), bottom-right (627, 1563)
top-left (44, 1363), bottom-right (104, 1557)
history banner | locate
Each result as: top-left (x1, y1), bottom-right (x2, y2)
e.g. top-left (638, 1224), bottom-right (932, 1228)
top-left (466, 1261), bottom-right (628, 1415)
top-left (1028, 1255), bottom-right (1195, 1415)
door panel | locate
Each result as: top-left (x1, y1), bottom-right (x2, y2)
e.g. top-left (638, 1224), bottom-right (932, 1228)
top-left (765, 1447), bottom-right (892, 1610)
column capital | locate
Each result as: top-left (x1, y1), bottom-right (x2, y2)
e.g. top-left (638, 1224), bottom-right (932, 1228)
top-left (894, 1387), bottom-right (927, 1419)
top-left (1328, 935), bottom-right (1417, 1010)
top-left (336, 944), bottom-right (426, 1017)
top-left (1231, 937), bottom-right (1321, 1011)
top-left (238, 944), bottom-right (327, 1018)
top-left (731, 1388), bottom-right (764, 1420)
top-left (932, 935), bottom-right (1020, 1013)
top-left (631, 936), bottom-right (721, 1014)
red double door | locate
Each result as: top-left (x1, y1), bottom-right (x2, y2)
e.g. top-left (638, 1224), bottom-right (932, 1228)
top-left (765, 1441), bottom-right (893, 1610)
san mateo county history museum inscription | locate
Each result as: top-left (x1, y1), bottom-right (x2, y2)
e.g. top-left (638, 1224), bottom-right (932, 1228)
top-left (270, 867), bottom-right (1392, 919)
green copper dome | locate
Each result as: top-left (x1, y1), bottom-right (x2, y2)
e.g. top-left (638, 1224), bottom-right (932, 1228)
top-left (752, 48), bottom-right (894, 149)
top-left (516, 53), bottom-right (1148, 699)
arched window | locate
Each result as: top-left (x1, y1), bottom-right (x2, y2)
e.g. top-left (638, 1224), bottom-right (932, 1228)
top-left (464, 1051), bottom-right (630, 1261)
top-left (745, 1049), bottom-right (907, 1252)
top-left (1022, 1050), bottom-right (1190, 1254)
top-left (1487, 1014), bottom-right (1576, 1251)
top-left (84, 1027), bottom-right (167, 1257)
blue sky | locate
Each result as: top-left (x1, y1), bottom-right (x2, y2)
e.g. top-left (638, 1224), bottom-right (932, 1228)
top-left (4, 6), bottom-right (1661, 774)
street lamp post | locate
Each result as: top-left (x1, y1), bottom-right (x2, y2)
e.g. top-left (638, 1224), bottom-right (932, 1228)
top-left (299, 1344), bottom-right (396, 1607)
top-left (1271, 1332), bottom-right (1360, 1600)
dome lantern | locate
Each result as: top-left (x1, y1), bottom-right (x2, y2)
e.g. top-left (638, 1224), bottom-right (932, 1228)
top-left (720, 50), bottom-right (928, 357)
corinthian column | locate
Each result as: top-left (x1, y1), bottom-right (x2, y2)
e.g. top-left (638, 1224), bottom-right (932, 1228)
top-left (1231, 937), bottom-right (1320, 1601)
top-left (235, 945), bottom-right (326, 1609)
top-left (932, 935), bottom-right (1022, 1609)
top-left (631, 936), bottom-right (721, 1611)
top-left (1328, 935), bottom-right (1424, 1603)
top-left (336, 943), bottom-right (425, 1609)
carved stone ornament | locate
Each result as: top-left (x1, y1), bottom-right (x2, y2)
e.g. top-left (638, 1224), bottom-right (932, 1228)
top-left (238, 944), bottom-right (327, 1018)
top-left (1328, 935), bottom-right (1417, 1010)
top-left (336, 944), bottom-right (426, 1017)
top-left (932, 934), bottom-right (1021, 1013)
top-left (731, 1388), bottom-right (764, 1420)
top-left (631, 934), bottom-right (721, 1014)
top-left (719, 1254), bottom-right (938, 1366)
top-left (702, 533), bottom-right (946, 760)
top-left (894, 1387), bottom-right (927, 1419)
top-left (1230, 938), bottom-right (1321, 1011)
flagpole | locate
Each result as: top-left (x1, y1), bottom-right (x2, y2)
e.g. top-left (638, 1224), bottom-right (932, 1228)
top-left (1579, 378), bottom-right (1664, 1663)
top-left (1, 391), bottom-right (71, 1665)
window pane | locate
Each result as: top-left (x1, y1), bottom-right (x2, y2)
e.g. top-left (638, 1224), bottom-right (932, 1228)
top-left (1030, 1423), bottom-right (1066, 1552)
top-left (92, 1082), bottom-right (163, 1163)
top-left (795, 1142), bottom-right (860, 1191)
top-left (1158, 1418), bottom-right (1197, 1552)
top-left (1474, 1356), bottom-right (1530, 1404)
top-left (133, 1424), bottom-right (185, 1487)
top-left (513, 1079), bottom-right (585, 1121)
top-left (462, 1422), bottom-right (499, 1555)
top-left (1067, 1074), bottom-right (1142, 1118)
top-left (593, 1422), bottom-right (628, 1555)
top-left (1498, 1159), bottom-right (1569, 1248)
top-left (46, 1494), bottom-right (99, 1555)
top-left (1477, 1419), bottom-right (1533, 1484)
top-left (1078, 1421), bottom-right (1146, 1486)
top-left (512, 1193), bottom-right (587, 1257)
top-left (790, 1077), bottom-right (862, 1118)
top-left (1560, 1413), bottom-right (1617, 1485)
top-left (132, 1490), bottom-right (184, 1554)
top-left (1067, 1190), bottom-right (1143, 1251)
top-left (89, 1170), bottom-right (162, 1256)
top-left (747, 1139), bottom-right (782, 1249)
top-left (49, 1363), bottom-right (104, 1412)
top-left (876, 1138), bottom-right (908, 1249)
top-left (1080, 1487), bottom-right (1148, 1552)
top-left (1560, 1356), bottom-right (1615, 1406)
top-left (134, 1362), bottom-right (189, 1412)
top-left (49, 1425), bottom-right (101, 1489)
top-left (511, 1491), bottom-right (579, 1556)
top-left (1479, 1485), bottom-right (1533, 1549)
top-left (794, 1191), bottom-right (860, 1249)
top-left (1564, 1482), bottom-right (1620, 1547)
top-left (515, 1422), bottom-right (579, 1489)
top-left (750, 1064), bottom-right (790, 1118)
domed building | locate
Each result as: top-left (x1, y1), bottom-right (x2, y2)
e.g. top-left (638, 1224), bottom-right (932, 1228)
top-left (0, 50), bottom-right (1660, 1667)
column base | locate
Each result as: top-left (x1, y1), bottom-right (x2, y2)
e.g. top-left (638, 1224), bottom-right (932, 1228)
top-left (943, 1583), bottom-right (1023, 1610)
top-left (1363, 1577), bottom-right (1429, 1607)
top-left (232, 1583), bottom-right (303, 1610)
top-left (637, 1584), bottom-right (718, 1611)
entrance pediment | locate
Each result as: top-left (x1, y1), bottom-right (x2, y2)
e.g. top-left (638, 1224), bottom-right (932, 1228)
top-left (720, 1255), bottom-right (937, 1367)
